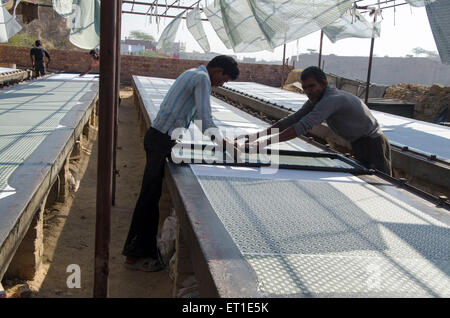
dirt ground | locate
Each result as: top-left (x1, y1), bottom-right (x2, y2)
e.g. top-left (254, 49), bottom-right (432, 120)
top-left (3, 87), bottom-right (173, 298)
top-left (384, 83), bottom-right (450, 122)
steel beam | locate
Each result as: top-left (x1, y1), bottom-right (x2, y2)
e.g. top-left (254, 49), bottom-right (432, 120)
top-left (94, 0), bottom-right (117, 298)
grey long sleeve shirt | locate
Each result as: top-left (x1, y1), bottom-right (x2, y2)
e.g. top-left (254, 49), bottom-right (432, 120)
top-left (276, 86), bottom-right (382, 143)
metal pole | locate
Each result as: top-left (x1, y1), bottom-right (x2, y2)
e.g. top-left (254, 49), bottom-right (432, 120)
top-left (112, 0), bottom-right (122, 206)
top-left (318, 30), bottom-right (324, 68)
top-left (281, 44), bottom-right (286, 88)
top-left (365, 12), bottom-right (377, 104)
top-left (94, 0), bottom-right (117, 298)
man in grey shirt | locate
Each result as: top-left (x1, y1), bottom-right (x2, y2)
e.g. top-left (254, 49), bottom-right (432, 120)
top-left (239, 66), bottom-right (391, 175)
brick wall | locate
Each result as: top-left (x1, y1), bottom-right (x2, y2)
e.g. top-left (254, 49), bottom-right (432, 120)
top-left (0, 45), bottom-right (291, 87)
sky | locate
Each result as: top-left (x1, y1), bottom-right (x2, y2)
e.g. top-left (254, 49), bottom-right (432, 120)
top-left (121, 1), bottom-right (439, 62)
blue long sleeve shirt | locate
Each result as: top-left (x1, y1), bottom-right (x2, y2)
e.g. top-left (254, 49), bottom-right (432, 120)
top-left (152, 65), bottom-right (218, 137)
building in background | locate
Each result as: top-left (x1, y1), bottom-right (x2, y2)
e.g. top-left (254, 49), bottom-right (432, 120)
top-left (123, 39), bottom-right (156, 51)
top-left (291, 53), bottom-right (450, 86)
top-left (121, 43), bottom-right (146, 55)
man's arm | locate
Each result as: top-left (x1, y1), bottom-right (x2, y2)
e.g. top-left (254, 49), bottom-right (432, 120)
top-left (193, 75), bottom-right (239, 153)
top-left (289, 96), bottom-right (337, 137)
top-left (236, 100), bottom-right (313, 142)
top-left (79, 64), bottom-right (93, 77)
top-left (30, 50), bottom-right (34, 67)
top-left (44, 50), bottom-right (51, 67)
top-left (193, 74), bottom-right (217, 135)
top-left (248, 97), bottom-right (337, 150)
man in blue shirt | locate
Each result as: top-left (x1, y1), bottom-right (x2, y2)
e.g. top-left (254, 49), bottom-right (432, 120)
top-left (123, 55), bottom-right (240, 272)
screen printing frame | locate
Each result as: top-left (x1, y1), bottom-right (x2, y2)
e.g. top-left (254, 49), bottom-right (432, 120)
top-left (170, 142), bottom-right (372, 175)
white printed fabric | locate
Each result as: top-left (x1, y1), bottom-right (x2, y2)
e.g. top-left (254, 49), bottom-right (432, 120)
top-left (406, 0), bottom-right (435, 7)
top-left (202, 2), bottom-right (232, 50)
top-left (156, 10), bottom-right (185, 53)
top-left (186, 6), bottom-right (210, 53)
top-left (0, 1), bottom-right (22, 43)
top-left (204, 0), bottom-right (353, 53)
top-left (323, 9), bottom-right (380, 43)
top-left (426, 0), bottom-right (450, 65)
top-left (53, 0), bottom-right (73, 16)
top-left (69, 0), bottom-right (100, 50)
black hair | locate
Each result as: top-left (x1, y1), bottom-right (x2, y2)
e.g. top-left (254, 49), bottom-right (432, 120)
top-left (35, 40), bottom-right (41, 47)
top-left (207, 55), bottom-right (239, 80)
top-left (300, 66), bottom-right (327, 83)
top-left (89, 49), bottom-right (97, 55)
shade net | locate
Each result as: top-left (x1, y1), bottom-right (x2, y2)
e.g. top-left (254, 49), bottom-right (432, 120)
top-left (406, 0), bottom-right (435, 7)
top-left (156, 9), bottom-right (185, 53)
top-left (323, 9), bottom-right (380, 43)
top-left (203, 2), bottom-right (233, 49)
top-left (0, 0), bottom-right (21, 43)
top-left (69, 0), bottom-right (100, 50)
top-left (186, 6), bottom-right (210, 53)
top-left (425, 0), bottom-right (450, 65)
top-left (205, 0), bottom-right (353, 52)
top-left (52, 0), bottom-right (73, 16)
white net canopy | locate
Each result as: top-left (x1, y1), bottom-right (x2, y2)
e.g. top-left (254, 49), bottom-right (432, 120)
top-left (205, 0), bottom-right (353, 52)
top-left (0, 1), bottom-right (21, 43)
top-left (50, 0), bottom-right (100, 50)
top-left (156, 10), bottom-right (185, 53)
top-left (186, 6), bottom-right (210, 53)
top-left (323, 9), bottom-right (380, 43)
top-left (68, 0), bottom-right (100, 50)
top-left (426, 0), bottom-right (450, 64)
top-left (405, 0), bottom-right (435, 7)
top-left (202, 2), bottom-right (233, 50)
top-left (52, 0), bottom-right (73, 16)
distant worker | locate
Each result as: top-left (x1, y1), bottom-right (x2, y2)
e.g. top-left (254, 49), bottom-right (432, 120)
top-left (79, 49), bottom-right (99, 77)
top-left (237, 66), bottom-right (392, 175)
top-left (30, 40), bottom-right (50, 77)
top-left (122, 55), bottom-right (240, 272)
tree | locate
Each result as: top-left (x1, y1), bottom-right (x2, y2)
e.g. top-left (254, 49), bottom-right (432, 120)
top-left (412, 47), bottom-right (438, 58)
top-left (128, 30), bottom-right (155, 41)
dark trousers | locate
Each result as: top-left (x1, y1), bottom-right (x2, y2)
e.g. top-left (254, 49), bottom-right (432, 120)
top-left (122, 127), bottom-right (175, 258)
top-left (351, 133), bottom-right (392, 176)
top-left (34, 63), bottom-right (46, 77)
